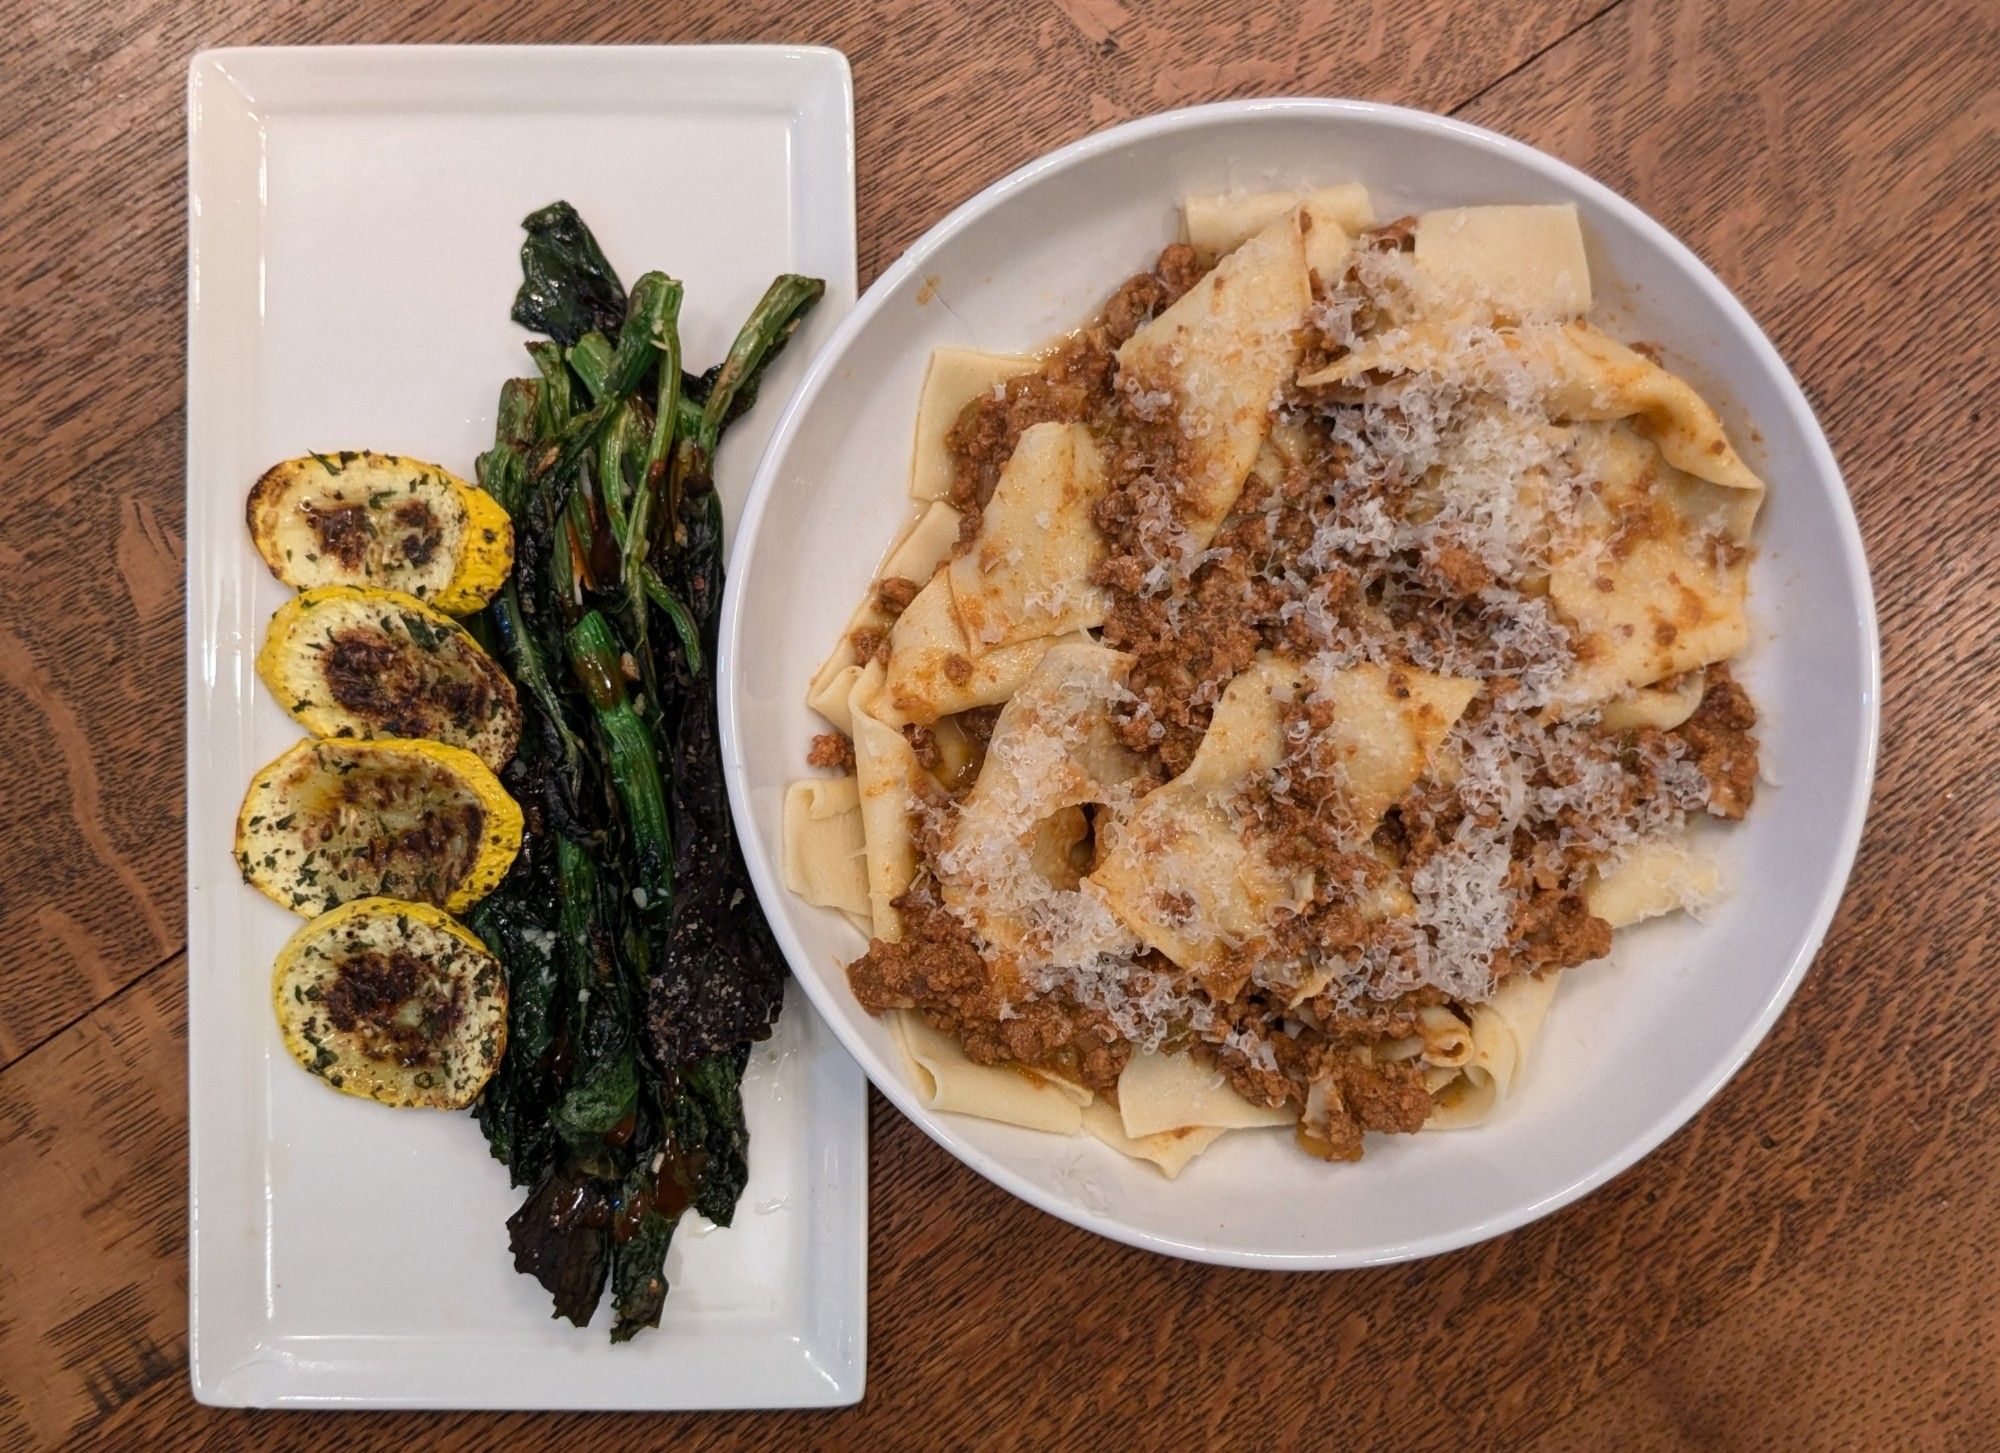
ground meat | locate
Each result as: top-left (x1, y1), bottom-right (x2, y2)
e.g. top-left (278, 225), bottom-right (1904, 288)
top-left (1300, 1055), bottom-right (1433, 1162)
top-left (1385, 777), bottom-right (1458, 871)
top-left (902, 723), bottom-right (938, 770)
top-left (1674, 665), bottom-right (1759, 818)
top-left (1497, 875), bottom-right (1612, 978)
top-left (874, 575), bottom-right (922, 615)
top-left (1419, 539), bottom-right (1496, 599)
top-left (959, 998), bottom-right (1131, 1093)
top-left (1313, 987), bottom-right (1446, 1044)
top-left (847, 900), bottom-right (1129, 1091)
top-left (944, 333), bottom-right (1116, 515)
top-left (1707, 533), bottom-right (1751, 569)
top-left (1210, 1038), bottom-right (1294, 1109)
top-left (952, 704), bottom-right (1001, 754)
top-left (1361, 216), bottom-right (1419, 252)
top-left (1100, 242), bottom-right (1204, 345)
top-left (806, 732), bottom-right (854, 771)
top-left (1240, 696), bottom-right (1381, 877)
top-left (942, 243), bottom-right (1206, 526)
top-left (848, 624), bottom-right (890, 665)
top-left (1100, 560), bottom-right (1262, 774)
top-left (846, 900), bottom-right (993, 1019)
top-left (1092, 419), bottom-right (1303, 772)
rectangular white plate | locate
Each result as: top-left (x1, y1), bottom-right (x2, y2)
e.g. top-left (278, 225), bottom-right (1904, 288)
top-left (185, 45), bottom-right (864, 1409)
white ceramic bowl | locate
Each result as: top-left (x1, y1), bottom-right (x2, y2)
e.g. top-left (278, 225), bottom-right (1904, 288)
top-left (720, 99), bottom-right (1879, 1267)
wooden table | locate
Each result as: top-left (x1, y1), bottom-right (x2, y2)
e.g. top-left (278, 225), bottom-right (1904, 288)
top-left (3, 0), bottom-right (1994, 1446)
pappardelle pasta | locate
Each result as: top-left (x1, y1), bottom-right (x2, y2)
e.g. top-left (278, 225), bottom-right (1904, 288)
top-left (785, 188), bottom-right (1763, 1174)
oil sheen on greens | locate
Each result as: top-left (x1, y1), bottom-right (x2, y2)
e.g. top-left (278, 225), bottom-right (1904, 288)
top-left (467, 204), bottom-right (818, 1340)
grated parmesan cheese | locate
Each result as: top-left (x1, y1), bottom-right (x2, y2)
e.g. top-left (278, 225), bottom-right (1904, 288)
top-left (856, 216), bottom-right (1755, 1094)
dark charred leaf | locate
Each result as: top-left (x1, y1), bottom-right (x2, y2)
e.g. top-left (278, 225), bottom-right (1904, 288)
top-left (506, 1164), bottom-right (612, 1326)
top-left (608, 1208), bottom-right (676, 1343)
top-left (608, 1140), bottom-right (679, 1344)
top-left (469, 854), bottom-right (567, 1187)
top-left (551, 1038), bottom-right (639, 1155)
top-left (469, 890), bottom-right (560, 1066)
top-left (469, 203), bottom-right (822, 1339)
top-left (473, 1063), bottom-right (517, 1166)
top-left (648, 491), bottom-right (788, 1068)
top-left (511, 202), bottom-right (628, 346)
top-left (677, 1046), bottom-right (752, 1226)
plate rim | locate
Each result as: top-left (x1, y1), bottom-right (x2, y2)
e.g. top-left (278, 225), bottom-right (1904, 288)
top-left (720, 95), bottom-right (1883, 1270)
top-left (184, 41), bottom-right (868, 1407)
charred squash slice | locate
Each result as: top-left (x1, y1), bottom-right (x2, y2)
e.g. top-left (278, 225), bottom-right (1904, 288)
top-left (248, 451), bottom-right (513, 614)
top-left (257, 585), bottom-right (522, 770)
top-left (236, 737), bottom-right (522, 917)
top-left (273, 897), bottom-right (508, 1109)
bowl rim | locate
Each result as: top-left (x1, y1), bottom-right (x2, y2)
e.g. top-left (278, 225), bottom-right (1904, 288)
top-left (719, 96), bottom-right (1882, 1268)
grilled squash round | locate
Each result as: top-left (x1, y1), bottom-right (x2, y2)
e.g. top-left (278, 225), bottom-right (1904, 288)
top-left (247, 452), bottom-right (513, 614)
top-left (236, 737), bottom-right (522, 917)
top-left (273, 897), bottom-right (508, 1109)
top-left (257, 585), bottom-right (522, 771)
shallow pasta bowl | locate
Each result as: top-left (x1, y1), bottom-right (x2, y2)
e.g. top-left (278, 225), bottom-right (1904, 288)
top-left (719, 99), bottom-right (1879, 1267)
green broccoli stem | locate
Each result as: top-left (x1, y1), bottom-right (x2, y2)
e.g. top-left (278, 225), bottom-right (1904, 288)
top-left (596, 403), bottom-right (637, 550)
top-left (659, 273), bottom-right (823, 553)
top-left (697, 273), bottom-right (825, 454)
top-left (527, 341), bottom-right (574, 435)
top-left (621, 277), bottom-right (684, 708)
top-left (555, 833), bottom-right (602, 987)
top-left (566, 610), bottom-right (673, 910)
top-left (641, 565), bottom-right (703, 677)
top-left (476, 431), bottom-right (582, 778)
top-left (567, 331), bottom-right (615, 401)
top-left (493, 375), bottom-right (541, 451)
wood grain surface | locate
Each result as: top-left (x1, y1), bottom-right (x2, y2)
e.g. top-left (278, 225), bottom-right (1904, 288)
top-left (0, 0), bottom-right (1993, 1446)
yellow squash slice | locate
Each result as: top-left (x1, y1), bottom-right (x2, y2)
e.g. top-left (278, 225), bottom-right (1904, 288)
top-left (248, 451), bottom-right (514, 613)
top-left (236, 737), bottom-right (522, 917)
top-left (273, 897), bottom-right (508, 1109)
top-left (257, 585), bottom-right (521, 770)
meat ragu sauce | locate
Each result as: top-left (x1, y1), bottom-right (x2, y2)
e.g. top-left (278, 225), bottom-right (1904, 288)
top-left (943, 244), bottom-right (1205, 533)
top-left (839, 231), bottom-right (1762, 1161)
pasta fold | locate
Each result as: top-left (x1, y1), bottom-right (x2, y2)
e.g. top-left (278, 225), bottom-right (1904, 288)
top-left (1549, 424), bottom-right (1754, 707)
top-left (895, 1011), bottom-right (1085, 1135)
top-left (1080, 1098), bottom-right (1225, 1179)
top-left (807, 498), bottom-right (964, 731)
top-left (1586, 837), bottom-right (1721, 928)
top-left (1425, 970), bottom-right (1562, 1130)
top-left (910, 347), bottom-right (1040, 500)
top-left (1117, 1048), bottom-right (1296, 1139)
top-left (780, 776), bottom-right (871, 933)
top-left (948, 421), bottom-right (1110, 652)
top-left (1089, 655), bottom-right (1477, 986)
top-left (848, 661), bottom-right (924, 941)
top-left (938, 643), bottom-right (1143, 961)
top-left (1182, 184), bottom-right (1374, 263)
top-left (1117, 205), bottom-right (1311, 550)
top-left (1413, 204), bottom-right (1593, 320)
top-left (1597, 669), bottom-right (1708, 732)
top-left (879, 570), bottom-right (1060, 726)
